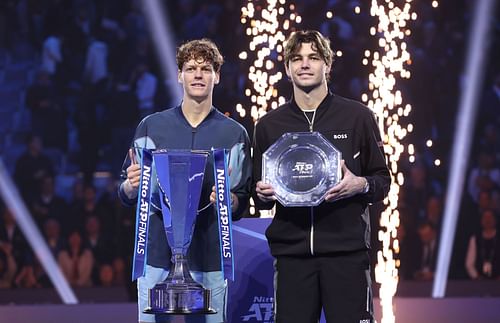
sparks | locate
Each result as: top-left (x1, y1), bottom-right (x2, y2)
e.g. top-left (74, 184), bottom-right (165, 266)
top-left (368, 1), bottom-right (415, 322)
top-left (239, 0), bottom-right (298, 122)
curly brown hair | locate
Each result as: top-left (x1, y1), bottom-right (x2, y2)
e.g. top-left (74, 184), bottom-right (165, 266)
top-left (284, 30), bottom-right (333, 67)
top-left (176, 38), bottom-right (224, 72)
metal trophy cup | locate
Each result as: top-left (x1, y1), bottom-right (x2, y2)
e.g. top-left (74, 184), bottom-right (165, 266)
top-left (144, 150), bottom-right (216, 314)
top-left (262, 132), bottom-right (342, 206)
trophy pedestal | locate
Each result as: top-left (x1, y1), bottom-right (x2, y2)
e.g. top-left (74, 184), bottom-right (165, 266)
top-left (145, 284), bottom-right (216, 314)
top-left (144, 254), bottom-right (216, 315)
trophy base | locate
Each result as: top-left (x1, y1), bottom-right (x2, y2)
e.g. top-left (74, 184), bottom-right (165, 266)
top-left (144, 283), bottom-right (217, 315)
top-left (144, 308), bottom-right (217, 315)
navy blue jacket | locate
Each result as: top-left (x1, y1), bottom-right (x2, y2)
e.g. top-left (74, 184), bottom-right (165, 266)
top-left (119, 105), bottom-right (252, 271)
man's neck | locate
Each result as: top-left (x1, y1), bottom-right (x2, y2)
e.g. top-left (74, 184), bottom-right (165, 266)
top-left (182, 98), bottom-right (213, 127)
top-left (293, 83), bottom-right (328, 111)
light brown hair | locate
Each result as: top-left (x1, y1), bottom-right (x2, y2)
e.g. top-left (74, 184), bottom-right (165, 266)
top-left (284, 30), bottom-right (333, 67)
top-left (176, 38), bottom-right (224, 72)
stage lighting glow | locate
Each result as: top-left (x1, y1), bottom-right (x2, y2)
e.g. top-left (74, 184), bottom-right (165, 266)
top-left (0, 160), bottom-right (78, 304)
top-left (141, 0), bottom-right (182, 103)
top-left (369, 1), bottom-right (414, 322)
top-left (433, 0), bottom-right (497, 298)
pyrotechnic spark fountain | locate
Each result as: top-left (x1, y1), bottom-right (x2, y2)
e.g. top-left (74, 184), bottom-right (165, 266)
top-left (364, 1), bottom-right (417, 322)
top-left (239, 0), bottom-right (300, 122)
top-left (241, 0), bottom-right (299, 216)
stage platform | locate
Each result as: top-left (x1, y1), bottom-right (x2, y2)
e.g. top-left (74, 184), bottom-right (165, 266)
top-left (2, 219), bottom-right (499, 322)
top-left (1, 297), bottom-right (499, 323)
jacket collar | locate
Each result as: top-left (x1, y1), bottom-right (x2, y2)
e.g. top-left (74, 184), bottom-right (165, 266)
top-left (175, 103), bottom-right (216, 128)
top-left (289, 91), bottom-right (334, 114)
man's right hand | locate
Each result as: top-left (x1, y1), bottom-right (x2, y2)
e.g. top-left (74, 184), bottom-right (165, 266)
top-left (123, 148), bottom-right (140, 199)
top-left (256, 181), bottom-right (276, 203)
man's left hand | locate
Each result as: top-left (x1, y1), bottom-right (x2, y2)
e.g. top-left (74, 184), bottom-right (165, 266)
top-left (210, 187), bottom-right (239, 211)
top-left (324, 160), bottom-right (367, 202)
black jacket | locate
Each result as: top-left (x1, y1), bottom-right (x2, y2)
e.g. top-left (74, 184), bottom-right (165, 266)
top-left (252, 92), bottom-right (391, 256)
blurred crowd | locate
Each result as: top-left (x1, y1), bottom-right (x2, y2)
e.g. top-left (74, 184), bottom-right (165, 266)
top-left (0, 0), bottom-right (499, 299)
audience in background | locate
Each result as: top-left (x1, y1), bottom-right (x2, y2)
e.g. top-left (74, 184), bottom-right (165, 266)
top-left (30, 174), bottom-right (68, 228)
top-left (0, 0), bottom-right (498, 299)
top-left (0, 208), bottom-right (28, 273)
top-left (413, 221), bottom-right (439, 281)
top-left (57, 230), bottom-right (93, 287)
top-left (0, 242), bottom-right (17, 288)
top-left (42, 217), bottom-right (64, 258)
top-left (465, 209), bottom-right (500, 280)
top-left (467, 150), bottom-right (500, 204)
top-left (13, 135), bottom-right (54, 202)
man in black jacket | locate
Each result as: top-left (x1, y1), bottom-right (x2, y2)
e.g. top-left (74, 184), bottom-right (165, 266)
top-left (253, 30), bottom-right (390, 323)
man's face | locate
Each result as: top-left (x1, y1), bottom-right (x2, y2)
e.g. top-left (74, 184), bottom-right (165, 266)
top-left (481, 211), bottom-right (496, 230)
top-left (418, 225), bottom-right (435, 243)
top-left (285, 42), bottom-right (330, 91)
top-left (178, 59), bottom-right (220, 101)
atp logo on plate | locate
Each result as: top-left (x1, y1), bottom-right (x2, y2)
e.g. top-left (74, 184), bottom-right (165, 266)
top-left (292, 161), bottom-right (313, 174)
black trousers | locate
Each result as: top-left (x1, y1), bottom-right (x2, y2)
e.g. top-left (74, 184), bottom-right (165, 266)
top-left (273, 251), bottom-right (373, 323)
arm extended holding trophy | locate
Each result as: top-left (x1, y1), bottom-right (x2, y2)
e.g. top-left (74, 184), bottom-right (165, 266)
top-left (323, 160), bottom-right (370, 202)
top-left (120, 137), bottom-right (253, 219)
top-left (252, 115), bottom-right (390, 207)
top-left (255, 161), bottom-right (369, 204)
top-left (211, 137), bottom-right (253, 220)
top-left (122, 149), bottom-right (140, 200)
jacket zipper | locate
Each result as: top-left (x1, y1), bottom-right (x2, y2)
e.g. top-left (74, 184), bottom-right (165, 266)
top-left (309, 206), bottom-right (315, 255)
top-left (191, 127), bottom-right (196, 149)
top-left (307, 113), bottom-right (315, 255)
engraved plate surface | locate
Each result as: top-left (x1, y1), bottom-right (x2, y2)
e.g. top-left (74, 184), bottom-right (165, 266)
top-left (263, 132), bottom-right (342, 206)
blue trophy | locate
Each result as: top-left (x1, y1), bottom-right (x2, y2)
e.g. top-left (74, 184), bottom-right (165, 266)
top-left (144, 150), bottom-right (216, 314)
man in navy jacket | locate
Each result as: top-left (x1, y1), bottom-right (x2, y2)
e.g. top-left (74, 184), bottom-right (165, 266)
top-left (119, 39), bottom-right (251, 323)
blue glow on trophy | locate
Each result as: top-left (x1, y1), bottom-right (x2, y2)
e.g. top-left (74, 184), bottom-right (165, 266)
top-left (144, 150), bottom-right (216, 314)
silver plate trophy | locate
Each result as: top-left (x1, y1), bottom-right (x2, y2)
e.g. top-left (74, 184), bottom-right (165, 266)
top-left (262, 132), bottom-right (342, 206)
top-left (144, 150), bottom-right (216, 315)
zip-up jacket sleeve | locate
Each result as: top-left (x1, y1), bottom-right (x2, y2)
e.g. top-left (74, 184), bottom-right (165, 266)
top-left (117, 117), bottom-right (151, 207)
top-left (360, 111), bottom-right (391, 203)
top-left (229, 128), bottom-right (253, 220)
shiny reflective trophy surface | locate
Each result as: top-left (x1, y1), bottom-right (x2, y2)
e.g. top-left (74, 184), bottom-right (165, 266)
top-left (263, 132), bottom-right (342, 206)
top-left (144, 150), bottom-right (216, 315)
